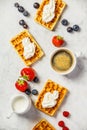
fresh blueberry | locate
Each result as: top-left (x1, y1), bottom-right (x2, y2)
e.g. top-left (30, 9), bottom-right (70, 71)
top-left (19, 19), bottom-right (25, 25)
top-left (61, 19), bottom-right (69, 26)
top-left (18, 6), bottom-right (24, 12)
top-left (33, 77), bottom-right (39, 83)
top-left (73, 25), bottom-right (80, 31)
top-left (67, 27), bottom-right (73, 33)
top-left (31, 89), bottom-right (38, 95)
top-left (25, 89), bottom-right (31, 95)
top-left (23, 24), bottom-right (28, 29)
top-left (33, 2), bottom-right (40, 9)
top-left (23, 10), bottom-right (29, 16)
top-left (14, 2), bottom-right (19, 8)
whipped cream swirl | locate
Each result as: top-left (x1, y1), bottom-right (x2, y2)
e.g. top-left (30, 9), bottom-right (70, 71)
top-left (42, 90), bottom-right (59, 108)
top-left (22, 37), bottom-right (36, 59)
top-left (42, 0), bottom-right (55, 23)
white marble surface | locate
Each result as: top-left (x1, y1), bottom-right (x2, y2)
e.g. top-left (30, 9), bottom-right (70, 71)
top-left (0, 0), bottom-right (87, 130)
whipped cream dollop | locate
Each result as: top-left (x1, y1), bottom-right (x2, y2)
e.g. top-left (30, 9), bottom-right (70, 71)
top-left (22, 37), bottom-right (36, 59)
top-left (42, 90), bottom-right (59, 108)
top-left (42, 0), bottom-right (55, 23)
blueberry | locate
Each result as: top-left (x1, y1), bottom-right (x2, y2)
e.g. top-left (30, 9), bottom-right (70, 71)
top-left (18, 6), bottom-right (24, 12)
top-left (23, 24), bottom-right (28, 29)
top-left (33, 77), bottom-right (39, 83)
top-left (19, 19), bottom-right (25, 25)
top-left (61, 19), bottom-right (69, 26)
top-left (25, 89), bottom-right (31, 95)
top-left (67, 27), bottom-right (73, 33)
top-left (33, 2), bottom-right (40, 9)
top-left (14, 2), bottom-right (19, 8)
top-left (31, 89), bottom-right (38, 95)
top-left (23, 10), bottom-right (29, 16)
top-left (19, 20), bottom-right (28, 29)
top-left (73, 25), bottom-right (80, 31)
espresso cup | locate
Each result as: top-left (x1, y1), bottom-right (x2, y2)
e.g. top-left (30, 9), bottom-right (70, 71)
top-left (50, 48), bottom-right (76, 75)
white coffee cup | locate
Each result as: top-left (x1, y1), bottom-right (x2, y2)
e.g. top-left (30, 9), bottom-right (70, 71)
top-left (50, 47), bottom-right (77, 75)
top-left (11, 93), bottom-right (31, 114)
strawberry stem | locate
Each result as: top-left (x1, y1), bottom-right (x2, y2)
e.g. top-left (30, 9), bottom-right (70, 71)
top-left (57, 35), bottom-right (63, 40)
top-left (18, 79), bottom-right (24, 85)
top-left (19, 75), bottom-right (29, 81)
top-left (22, 75), bottom-right (29, 80)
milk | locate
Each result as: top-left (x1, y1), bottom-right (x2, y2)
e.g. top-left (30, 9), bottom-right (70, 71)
top-left (11, 94), bottom-right (31, 114)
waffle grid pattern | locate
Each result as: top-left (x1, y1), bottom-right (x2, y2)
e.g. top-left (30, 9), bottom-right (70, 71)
top-left (10, 30), bottom-right (44, 66)
top-left (32, 119), bottom-right (55, 130)
top-left (35, 79), bottom-right (68, 116)
top-left (34, 0), bottom-right (66, 30)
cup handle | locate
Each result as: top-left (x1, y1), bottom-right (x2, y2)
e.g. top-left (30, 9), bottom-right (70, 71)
top-left (7, 111), bottom-right (14, 119)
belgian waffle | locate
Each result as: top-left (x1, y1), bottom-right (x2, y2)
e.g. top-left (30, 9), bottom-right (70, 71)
top-left (10, 30), bottom-right (44, 66)
top-left (35, 79), bottom-right (68, 116)
top-left (32, 119), bottom-right (55, 130)
top-left (34, 0), bottom-right (66, 30)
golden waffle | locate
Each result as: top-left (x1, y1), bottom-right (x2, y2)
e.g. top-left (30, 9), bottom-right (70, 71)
top-left (32, 119), bottom-right (55, 130)
top-left (10, 30), bottom-right (44, 66)
top-left (35, 79), bottom-right (68, 116)
top-left (34, 0), bottom-right (66, 30)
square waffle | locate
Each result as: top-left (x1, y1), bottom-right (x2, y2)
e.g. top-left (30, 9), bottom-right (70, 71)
top-left (32, 119), bottom-right (55, 130)
top-left (34, 0), bottom-right (66, 30)
top-left (10, 30), bottom-right (44, 66)
top-left (35, 79), bottom-right (68, 116)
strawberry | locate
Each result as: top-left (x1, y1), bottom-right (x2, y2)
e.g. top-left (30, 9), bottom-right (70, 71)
top-left (63, 111), bottom-right (70, 117)
top-left (58, 121), bottom-right (65, 127)
top-left (62, 126), bottom-right (69, 130)
top-left (20, 67), bottom-right (36, 81)
top-left (15, 79), bottom-right (28, 92)
top-left (52, 35), bottom-right (64, 47)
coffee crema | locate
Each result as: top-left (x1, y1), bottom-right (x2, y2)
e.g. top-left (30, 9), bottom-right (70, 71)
top-left (52, 50), bottom-right (73, 72)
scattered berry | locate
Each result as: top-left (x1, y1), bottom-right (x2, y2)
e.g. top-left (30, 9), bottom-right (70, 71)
top-left (15, 79), bottom-right (28, 92)
top-left (63, 111), bottom-right (70, 117)
top-left (67, 27), bottom-right (73, 33)
top-left (25, 89), bottom-right (31, 95)
top-left (58, 121), bottom-right (65, 127)
top-left (23, 24), bottom-right (28, 29)
top-left (31, 89), bottom-right (38, 95)
top-left (19, 19), bottom-right (25, 25)
top-left (14, 2), bottom-right (19, 8)
top-left (19, 20), bottom-right (28, 29)
top-left (33, 77), bottom-right (39, 83)
top-left (62, 126), bottom-right (69, 130)
top-left (33, 2), bottom-right (40, 9)
top-left (52, 35), bottom-right (64, 47)
top-left (18, 6), bottom-right (24, 12)
top-left (73, 25), bottom-right (80, 31)
top-left (23, 10), bottom-right (29, 16)
top-left (14, 3), bottom-right (29, 28)
top-left (61, 19), bottom-right (69, 26)
top-left (21, 68), bottom-right (36, 81)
